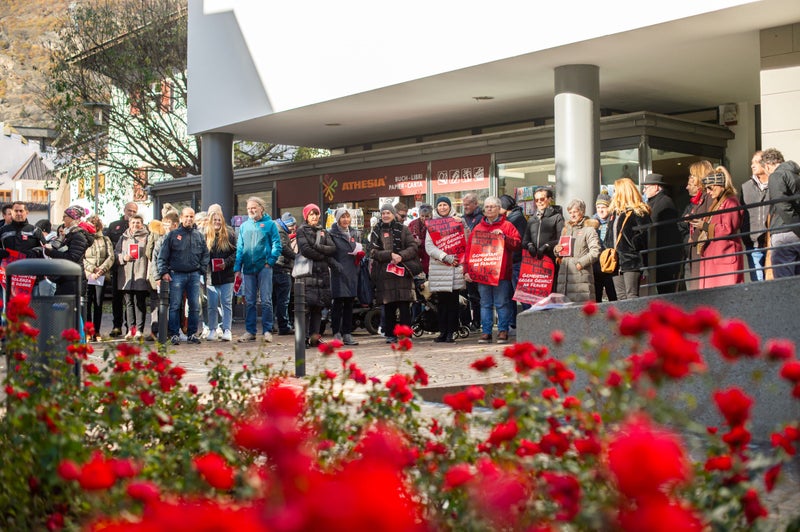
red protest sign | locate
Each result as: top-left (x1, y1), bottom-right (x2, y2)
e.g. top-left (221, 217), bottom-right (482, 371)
top-left (426, 217), bottom-right (466, 263)
top-left (513, 255), bottom-right (556, 304)
top-left (466, 231), bottom-right (504, 286)
top-left (0, 249), bottom-right (37, 297)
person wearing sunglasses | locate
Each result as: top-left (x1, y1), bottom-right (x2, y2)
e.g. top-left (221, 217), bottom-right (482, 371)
top-left (689, 167), bottom-right (744, 289)
top-left (522, 187), bottom-right (564, 292)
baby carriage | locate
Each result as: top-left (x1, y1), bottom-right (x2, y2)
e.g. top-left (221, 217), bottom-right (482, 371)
top-left (411, 282), bottom-right (470, 339)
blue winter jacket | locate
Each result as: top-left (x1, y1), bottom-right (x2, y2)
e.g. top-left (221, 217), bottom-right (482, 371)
top-left (234, 214), bottom-right (282, 274)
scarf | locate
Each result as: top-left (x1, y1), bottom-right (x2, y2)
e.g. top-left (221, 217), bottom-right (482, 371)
top-left (370, 220), bottom-right (404, 253)
top-left (690, 190), bottom-right (704, 205)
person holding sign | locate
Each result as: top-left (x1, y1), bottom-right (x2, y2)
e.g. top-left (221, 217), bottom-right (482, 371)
top-left (115, 214), bottom-right (151, 340)
top-left (425, 196), bottom-right (467, 343)
top-left (464, 196), bottom-right (521, 344)
top-left (205, 207), bottom-right (237, 341)
top-left (554, 199), bottom-right (601, 303)
top-left (369, 203), bottom-right (419, 344)
top-left (522, 188), bottom-right (564, 295)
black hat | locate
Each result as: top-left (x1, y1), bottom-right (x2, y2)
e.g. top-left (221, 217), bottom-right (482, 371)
top-left (499, 194), bottom-right (516, 210)
top-left (642, 173), bottom-right (667, 186)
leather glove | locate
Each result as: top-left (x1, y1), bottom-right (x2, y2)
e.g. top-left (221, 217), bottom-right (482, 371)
top-left (527, 244), bottom-right (536, 257)
top-left (537, 244), bottom-right (548, 260)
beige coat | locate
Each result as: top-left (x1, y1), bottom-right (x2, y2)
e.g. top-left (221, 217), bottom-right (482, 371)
top-left (555, 217), bottom-right (600, 302)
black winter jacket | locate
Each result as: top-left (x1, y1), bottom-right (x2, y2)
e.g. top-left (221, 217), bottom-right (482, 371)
top-left (604, 210), bottom-right (651, 273)
top-left (295, 224), bottom-right (336, 308)
top-left (329, 223), bottom-right (361, 299)
top-left (505, 206), bottom-right (528, 264)
top-left (767, 160), bottom-right (800, 237)
top-left (0, 220), bottom-right (46, 258)
top-left (522, 206), bottom-right (564, 261)
top-left (208, 231), bottom-right (237, 286)
top-left (157, 224), bottom-right (210, 276)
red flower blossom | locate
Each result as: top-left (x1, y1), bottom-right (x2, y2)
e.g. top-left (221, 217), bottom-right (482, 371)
top-left (541, 387), bottom-right (559, 400)
top-left (573, 433), bottom-right (602, 456)
top-left (741, 488), bottom-right (768, 523)
top-left (393, 324), bottom-right (414, 338)
top-left (348, 363), bottom-right (367, 384)
top-left (492, 398), bottom-right (506, 409)
top-left (551, 330), bottom-right (565, 344)
top-left (770, 425), bottom-right (799, 455)
top-left (12, 351), bottom-right (27, 361)
top-left (61, 328), bottom-right (81, 342)
top-left (318, 338), bottom-right (344, 355)
top-left (516, 438), bottom-right (541, 457)
top-left (193, 452), bottom-right (235, 490)
top-left (84, 363), bottom-right (99, 375)
top-left (338, 349), bottom-right (353, 363)
top-left (443, 390), bottom-right (475, 413)
top-left (83, 322), bottom-right (96, 337)
top-left (18, 322), bottom-right (40, 338)
top-left (764, 339), bottom-right (795, 361)
top-left (56, 460), bottom-right (81, 481)
top-left (386, 374), bottom-right (413, 402)
top-left (391, 337), bottom-right (413, 351)
top-left (188, 384), bottom-right (198, 395)
top-left (780, 360), bottom-right (800, 383)
top-left (111, 458), bottom-right (140, 478)
top-left (582, 300), bottom-right (598, 316)
top-left (443, 463), bottom-right (473, 490)
top-left (468, 458), bottom-right (530, 530)
top-left (542, 472), bottom-right (581, 521)
top-left (562, 396), bottom-right (581, 409)
top-left (471, 356), bottom-right (497, 372)
top-left (539, 428), bottom-right (570, 457)
top-left (5, 294), bottom-right (36, 323)
top-left (618, 313), bottom-right (645, 337)
top-left (711, 319), bottom-right (761, 360)
top-left (690, 306), bottom-right (721, 331)
top-left (487, 418), bottom-right (518, 447)
top-left (703, 455), bottom-right (733, 471)
top-left (764, 464), bottom-right (782, 493)
top-left (322, 369), bottom-right (337, 380)
top-left (713, 387), bottom-right (753, 428)
top-left (617, 496), bottom-right (703, 532)
top-left (606, 370), bottom-right (623, 387)
top-left (256, 379), bottom-right (305, 418)
top-left (127, 481), bottom-right (161, 502)
top-left (139, 390), bottom-right (156, 406)
top-left (77, 452), bottom-right (117, 491)
top-left (647, 324), bottom-right (704, 379)
top-left (413, 363), bottom-right (429, 386)
top-left (721, 426), bottom-right (751, 452)
top-left (606, 414), bottom-right (691, 500)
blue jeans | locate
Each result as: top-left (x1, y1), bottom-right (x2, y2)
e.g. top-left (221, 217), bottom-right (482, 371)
top-left (771, 231), bottom-right (800, 279)
top-left (243, 266), bottom-right (274, 334)
top-left (272, 271), bottom-right (293, 332)
top-left (207, 282), bottom-right (233, 332)
top-left (478, 280), bottom-right (513, 335)
top-left (745, 243), bottom-right (766, 282)
top-left (168, 271), bottom-right (201, 337)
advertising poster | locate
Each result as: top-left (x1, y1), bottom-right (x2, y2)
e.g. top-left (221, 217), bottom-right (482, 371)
top-left (465, 231), bottom-right (504, 286)
top-left (426, 217), bottom-right (466, 263)
top-left (513, 254), bottom-right (555, 304)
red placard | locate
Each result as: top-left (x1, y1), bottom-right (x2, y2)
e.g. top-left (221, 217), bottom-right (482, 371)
top-left (212, 258), bottom-right (225, 272)
top-left (465, 230), bottom-right (505, 286)
top-left (128, 243), bottom-right (139, 260)
top-left (426, 217), bottom-right (466, 263)
top-left (0, 249), bottom-right (37, 297)
top-left (513, 255), bottom-right (556, 304)
top-left (558, 235), bottom-right (573, 257)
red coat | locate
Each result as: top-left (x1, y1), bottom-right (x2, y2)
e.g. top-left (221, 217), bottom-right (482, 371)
top-left (698, 195), bottom-right (744, 289)
top-left (466, 214), bottom-right (521, 282)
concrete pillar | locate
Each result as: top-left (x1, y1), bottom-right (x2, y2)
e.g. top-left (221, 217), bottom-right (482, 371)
top-left (760, 24), bottom-right (800, 161)
top-left (554, 65), bottom-right (600, 209)
top-left (200, 132), bottom-right (235, 217)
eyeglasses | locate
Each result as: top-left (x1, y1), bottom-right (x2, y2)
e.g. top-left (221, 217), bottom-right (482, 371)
top-left (534, 197), bottom-right (548, 203)
top-left (397, 213), bottom-right (407, 218)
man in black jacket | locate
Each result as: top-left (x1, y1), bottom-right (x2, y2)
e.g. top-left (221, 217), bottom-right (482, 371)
top-left (761, 148), bottom-right (800, 278)
top-left (0, 202), bottom-right (47, 259)
top-left (104, 201), bottom-right (138, 337)
top-left (157, 207), bottom-right (210, 345)
top-left (641, 174), bottom-right (683, 293)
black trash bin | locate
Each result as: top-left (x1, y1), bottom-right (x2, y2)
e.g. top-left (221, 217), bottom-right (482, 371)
top-left (4, 259), bottom-right (83, 383)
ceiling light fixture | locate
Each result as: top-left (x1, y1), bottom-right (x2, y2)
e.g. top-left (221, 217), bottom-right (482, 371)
top-left (324, 123), bottom-right (341, 126)
top-left (472, 96), bottom-right (494, 102)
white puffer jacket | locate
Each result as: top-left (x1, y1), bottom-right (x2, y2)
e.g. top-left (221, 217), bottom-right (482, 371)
top-left (424, 213), bottom-right (466, 293)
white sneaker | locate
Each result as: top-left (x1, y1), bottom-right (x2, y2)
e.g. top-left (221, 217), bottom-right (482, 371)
top-left (215, 327), bottom-right (223, 338)
top-left (200, 325), bottom-right (210, 339)
top-left (220, 329), bottom-right (232, 342)
top-left (179, 331), bottom-right (188, 342)
top-left (263, 332), bottom-right (273, 343)
top-left (206, 329), bottom-right (217, 341)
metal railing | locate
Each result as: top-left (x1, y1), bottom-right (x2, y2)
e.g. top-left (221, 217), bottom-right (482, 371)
top-left (639, 193), bottom-right (800, 293)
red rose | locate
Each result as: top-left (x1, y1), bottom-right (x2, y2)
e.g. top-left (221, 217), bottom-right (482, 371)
top-left (193, 452), bottom-right (235, 490)
top-left (582, 300), bottom-right (598, 316)
top-left (471, 356), bottom-right (497, 372)
top-left (713, 387), bottom-right (753, 428)
top-left (78, 452), bottom-right (117, 491)
top-left (741, 488), bottom-right (768, 523)
top-left (764, 339), bottom-right (795, 361)
top-left (703, 455), bottom-right (733, 471)
top-left (487, 419), bottom-right (518, 447)
top-left (551, 330), bottom-right (565, 344)
top-left (780, 360), bottom-right (800, 383)
top-left (711, 319), bottom-right (760, 360)
top-left (617, 496), bottom-right (703, 531)
top-left (443, 463), bottom-right (473, 490)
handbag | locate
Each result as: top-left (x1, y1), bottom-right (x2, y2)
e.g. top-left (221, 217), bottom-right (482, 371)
top-left (292, 254), bottom-right (312, 278)
top-left (600, 212), bottom-right (631, 274)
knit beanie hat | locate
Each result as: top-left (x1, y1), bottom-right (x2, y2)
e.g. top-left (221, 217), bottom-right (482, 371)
top-left (380, 203), bottom-right (396, 216)
top-left (595, 193), bottom-right (611, 207)
top-left (280, 212), bottom-right (296, 227)
top-left (64, 205), bottom-right (86, 220)
top-left (499, 194), bottom-right (516, 211)
top-left (334, 207), bottom-right (350, 223)
top-left (418, 204), bottom-right (433, 216)
top-left (435, 196), bottom-right (452, 209)
top-left (302, 203), bottom-right (320, 221)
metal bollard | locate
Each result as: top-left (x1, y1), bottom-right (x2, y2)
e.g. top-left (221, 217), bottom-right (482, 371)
top-left (158, 281), bottom-right (170, 346)
top-left (293, 281), bottom-right (306, 377)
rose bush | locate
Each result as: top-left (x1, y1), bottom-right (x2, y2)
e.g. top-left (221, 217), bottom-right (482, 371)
top-left (1, 294), bottom-right (799, 531)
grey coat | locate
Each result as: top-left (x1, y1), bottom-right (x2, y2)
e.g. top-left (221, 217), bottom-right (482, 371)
top-left (116, 228), bottom-right (151, 291)
top-left (555, 217), bottom-right (600, 303)
top-left (424, 214), bottom-right (466, 293)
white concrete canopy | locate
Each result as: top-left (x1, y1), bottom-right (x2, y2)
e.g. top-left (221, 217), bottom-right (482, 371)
top-left (188, 0), bottom-right (800, 148)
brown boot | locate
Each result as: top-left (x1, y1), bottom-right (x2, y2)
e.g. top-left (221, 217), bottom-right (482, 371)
top-left (478, 333), bottom-right (492, 344)
top-left (496, 331), bottom-right (509, 344)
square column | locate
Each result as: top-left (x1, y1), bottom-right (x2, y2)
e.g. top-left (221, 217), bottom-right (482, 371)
top-left (200, 132), bottom-right (235, 217)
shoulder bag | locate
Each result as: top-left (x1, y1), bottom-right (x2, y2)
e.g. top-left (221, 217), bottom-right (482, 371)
top-left (599, 212), bottom-right (632, 274)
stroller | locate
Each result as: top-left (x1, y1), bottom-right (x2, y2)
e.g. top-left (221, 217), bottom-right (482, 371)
top-left (411, 281), bottom-right (470, 339)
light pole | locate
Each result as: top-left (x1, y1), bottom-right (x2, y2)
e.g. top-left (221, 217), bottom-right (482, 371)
top-left (83, 102), bottom-right (111, 215)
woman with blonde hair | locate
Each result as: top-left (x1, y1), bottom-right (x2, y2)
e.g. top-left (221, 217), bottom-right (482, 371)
top-left (678, 160), bottom-right (713, 289)
top-left (604, 178), bottom-right (652, 299)
top-left (690, 166), bottom-right (744, 289)
top-left (205, 206), bottom-right (237, 341)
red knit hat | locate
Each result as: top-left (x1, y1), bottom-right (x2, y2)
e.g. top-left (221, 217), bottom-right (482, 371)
top-left (302, 203), bottom-right (320, 221)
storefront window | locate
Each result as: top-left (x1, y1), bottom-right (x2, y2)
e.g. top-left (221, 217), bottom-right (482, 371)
top-left (600, 148), bottom-right (639, 191)
top-left (234, 190), bottom-right (273, 228)
top-left (431, 154), bottom-right (491, 215)
top-left (498, 158), bottom-right (556, 216)
top-left (649, 147), bottom-right (722, 215)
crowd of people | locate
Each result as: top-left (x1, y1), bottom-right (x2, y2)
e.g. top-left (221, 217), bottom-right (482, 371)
top-left (1, 147), bottom-right (797, 345)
